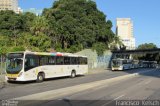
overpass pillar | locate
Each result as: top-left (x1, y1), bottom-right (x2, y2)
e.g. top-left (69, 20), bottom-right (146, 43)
top-left (129, 54), bottom-right (133, 60)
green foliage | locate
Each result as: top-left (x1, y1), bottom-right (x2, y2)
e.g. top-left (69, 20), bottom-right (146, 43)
top-left (0, 46), bottom-right (8, 54)
top-left (0, 10), bottom-right (23, 35)
top-left (28, 34), bottom-right (52, 51)
top-left (109, 35), bottom-right (124, 50)
top-left (0, 35), bottom-right (11, 54)
top-left (20, 12), bottom-right (36, 31)
top-left (30, 16), bottom-right (50, 36)
top-left (20, 33), bottom-right (52, 52)
top-left (0, 10), bottom-right (52, 54)
top-left (137, 43), bottom-right (157, 50)
top-left (9, 46), bottom-right (25, 52)
top-left (42, 0), bottom-right (115, 54)
top-left (133, 43), bottom-right (159, 61)
top-left (0, 0), bottom-right (119, 55)
top-left (92, 42), bottom-right (106, 56)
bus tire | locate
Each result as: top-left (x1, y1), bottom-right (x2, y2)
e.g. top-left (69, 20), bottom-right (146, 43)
top-left (122, 66), bottom-right (124, 71)
top-left (37, 73), bottom-right (44, 83)
top-left (71, 70), bottom-right (76, 78)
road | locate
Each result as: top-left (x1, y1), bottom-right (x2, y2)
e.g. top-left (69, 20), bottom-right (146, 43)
top-left (0, 68), bottom-right (160, 106)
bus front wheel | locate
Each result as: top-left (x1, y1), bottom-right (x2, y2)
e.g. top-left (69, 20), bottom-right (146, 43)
top-left (71, 71), bottom-right (76, 78)
top-left (37, 73), bottom-right (44, 82)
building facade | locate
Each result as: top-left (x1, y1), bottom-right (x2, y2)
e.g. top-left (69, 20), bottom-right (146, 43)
top-left (0, 0), bottom-right (22, 13)
top-left (116, 18), bottom-right (136, 50)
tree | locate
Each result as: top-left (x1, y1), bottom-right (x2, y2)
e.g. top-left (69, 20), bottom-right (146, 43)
top-left (42, 0), bottom-right (115, 54)
top-left (92, 42), bottom-right (106, 55)
top-left (0, 0), bottom-right (119, 55)
top-left (30, 16), bottom-right (50, 36)
top-left (0, 35), bottom-right (12, 54)
top-left (134, 43), bottom-right (158, 61)
top-left (0, 10), bottom-right (24, 46)
top-left (0, 10), bottom-right (52, 53)
top-left (109, 35), bottom-right (124, 50)
top-left (137, 43), bottom-right (157, 50)
top-left (20, 12), bottom-right (36, 32)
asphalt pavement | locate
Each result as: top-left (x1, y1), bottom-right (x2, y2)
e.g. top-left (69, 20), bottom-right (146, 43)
top-left (0, 68), bottom-right (157, 100)
top-left (55, 69), bottom-right (160, 106)
top-left (14, 68), bottom-right (160, 106)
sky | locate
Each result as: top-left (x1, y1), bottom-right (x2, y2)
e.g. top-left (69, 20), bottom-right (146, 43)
top-left (19, 0), bottom-right (160, 47)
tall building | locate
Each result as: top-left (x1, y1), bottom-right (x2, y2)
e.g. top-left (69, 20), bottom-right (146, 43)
top-left (0, 0), bottom-right (22, 13)
top-left (116, 18), bottom-right (136, 50)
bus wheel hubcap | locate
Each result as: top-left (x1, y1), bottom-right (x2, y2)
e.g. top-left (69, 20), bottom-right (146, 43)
top-left (39, 76), bottom-right (43, 80)
top-left (72, 72), bottom-right (75, 77)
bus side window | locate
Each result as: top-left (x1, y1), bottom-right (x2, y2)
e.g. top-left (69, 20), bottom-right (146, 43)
top-left (40, 56), bottom-right (48, 66)
top-left (64, 57), bottom-right (70, 65)
top-left (71, 57), bottom-right (77, 65)
top-left (56, 56), bottom-right (64, 65)
top-left (79, 57), bottom-right (83, 65)
top-left (25, 55), bottom-right (39, 72)
top-left (79, 57), bottom-right (87, 65)
top-left (76, 57), bottom-right (79, 65)
top-left (84, 58), bottom-right (88, 64)
top-left (77, 57), bottom-right (80, 64)
top-left (48, 56), bottom-right (55, 65)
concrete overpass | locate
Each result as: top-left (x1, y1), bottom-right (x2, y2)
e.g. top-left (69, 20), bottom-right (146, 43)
top-left (111, 48), bottom-right (160, 59)
top-left (112, 48), bottom-right (160, 54)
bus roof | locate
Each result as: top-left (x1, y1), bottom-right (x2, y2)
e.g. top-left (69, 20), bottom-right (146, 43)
top-left (8, 51), bottom-right (87, 58)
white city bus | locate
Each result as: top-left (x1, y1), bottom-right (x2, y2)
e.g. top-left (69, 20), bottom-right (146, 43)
top-left (5, 51), bottom-right (88, 82)
top-left (111, 58), bottom-right (133, 71)
top-left (132, 60), bottom-right (139, 68)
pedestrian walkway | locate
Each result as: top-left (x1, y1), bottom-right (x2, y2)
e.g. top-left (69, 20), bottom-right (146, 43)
top-left (0, 74), bottom-right (5, 88)
top-left (88, 68), bottom-right (111, 74)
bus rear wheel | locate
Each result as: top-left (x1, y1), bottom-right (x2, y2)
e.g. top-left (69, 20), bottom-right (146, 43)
top-left (37, 73), bottom-right (44, 83)
top-left (71, 71), bottom-right (76, 78)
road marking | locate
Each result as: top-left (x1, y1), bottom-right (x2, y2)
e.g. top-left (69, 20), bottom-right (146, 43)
top-left (101, 95), bottom-right (125, 106)
top-left (114, 94), bottom-right (125, 100)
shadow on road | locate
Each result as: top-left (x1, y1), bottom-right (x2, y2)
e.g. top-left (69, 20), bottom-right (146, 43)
top-left (7, 75), bottom-right (85, 84)
top-left (109, 68), bottom-right (160, 78)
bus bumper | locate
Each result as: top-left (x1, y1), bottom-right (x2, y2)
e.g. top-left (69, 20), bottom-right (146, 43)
top-left (112, 67), bottom-right (123, 71)
top-left (5, 76), bottom-right (26, 82)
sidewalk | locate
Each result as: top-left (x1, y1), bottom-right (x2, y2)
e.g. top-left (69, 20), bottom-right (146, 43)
top-left (88, 68), bottom-right (111, 75)
top-left (0, 74), bottom-right (5, 88)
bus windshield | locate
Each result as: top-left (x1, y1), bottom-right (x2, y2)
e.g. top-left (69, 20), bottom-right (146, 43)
top-left (112, 60), bottom-right (122, 66)
top-left (6, 53), bottom-right (24, 74)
